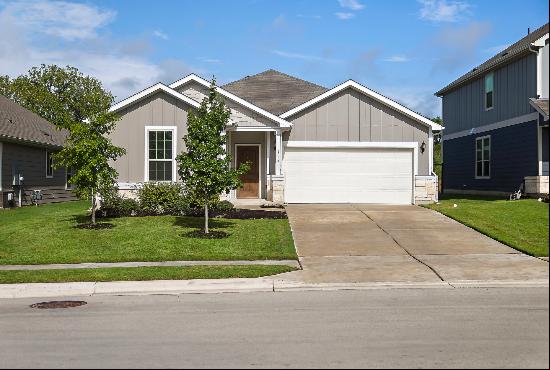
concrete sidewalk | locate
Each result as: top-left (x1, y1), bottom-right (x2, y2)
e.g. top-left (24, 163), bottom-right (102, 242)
top-left (0, 259), bottom-right (301, 271)
top-left (1, 274), bottom-right (548, 299)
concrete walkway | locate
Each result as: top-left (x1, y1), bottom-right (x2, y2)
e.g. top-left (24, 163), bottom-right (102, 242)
top-left (279, 204), bottom-right (549, 287)
top-left (0, 259), bottom-right (300, 271)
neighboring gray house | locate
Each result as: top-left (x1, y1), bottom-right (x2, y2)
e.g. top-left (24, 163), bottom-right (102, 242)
top-left (109, 70), bottom-right (442, 205)
top-left (0, 96), bottom-right (76, 207)
top-left (436, 23), bottom-right (549, 196)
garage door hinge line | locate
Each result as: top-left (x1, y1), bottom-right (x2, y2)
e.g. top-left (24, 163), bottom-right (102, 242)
top-left (354, 206), bottom-right (449, 284)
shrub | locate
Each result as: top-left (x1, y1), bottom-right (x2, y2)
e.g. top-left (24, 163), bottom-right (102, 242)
top-left (212, 200), bottom-right (234, 212)
top-left (100, 192), bottom-right (139, 217)
top-left (138, 182), bottom-right (187, 215)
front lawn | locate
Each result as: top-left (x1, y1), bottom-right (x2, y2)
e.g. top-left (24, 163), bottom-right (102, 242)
top-left (425, 196), bottom-right (549, 257)
top-left (0, 265), bottom-right (295, 284)
top-left (0, 201), bottom-right (297, 265)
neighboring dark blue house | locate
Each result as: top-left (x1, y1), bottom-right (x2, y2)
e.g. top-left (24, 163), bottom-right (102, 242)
top-left (436, 23), bottom-right (549, 197)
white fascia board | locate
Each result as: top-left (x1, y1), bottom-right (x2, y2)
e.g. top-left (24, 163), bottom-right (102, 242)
top-left (532, 33), bottom-right (549, 47)
top-left (169, 74), bottom-right (292, 128)
top-left (110, 83), bottom-right (200, 113)
top-left (284, 141), bottom-right (418, 149)
top-left (280, 80), bottom-right (444, 131)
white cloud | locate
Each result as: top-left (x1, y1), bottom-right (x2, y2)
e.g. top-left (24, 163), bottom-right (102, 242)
top-left (271, 49), bottom-right (342, 64)
top-left (335, 12), bottom-right (355, 20)
top-left (431, 22), bottom-right (492, 72)
top-left (198, 57), bottom-right (221, 64)
top-left (153, 30), bottom-right (169, 40)
top-left (0, 1), bottom-right (202, 101)
top-left (2, 0), bottom-right (116, 40)
top-left (383, 86), bottom-right (442, 118)
top-left (338, 0), bottom-right (365, 10)
top-left (384, 56), bottom-right (410, 62)
top-left (418, 0), bottom-right (471, 22)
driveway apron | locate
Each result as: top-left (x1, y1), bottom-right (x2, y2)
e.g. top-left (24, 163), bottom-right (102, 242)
top-left (282, 204), bottom-right (548, 286)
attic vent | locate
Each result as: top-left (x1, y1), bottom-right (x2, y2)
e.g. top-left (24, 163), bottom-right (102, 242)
top-left (40, 130), bottom-right (51, 137)
top-left (8, 119), bottom-right (14, 124)
top-left (501, 51), bottom-right (508, 56)
top-left (472, 67), bottom-right (478, 71)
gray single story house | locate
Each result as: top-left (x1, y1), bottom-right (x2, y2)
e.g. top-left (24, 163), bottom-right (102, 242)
top-left (0, 96), bottom-right (76, 207)
top-left (109, 70), bottom-right (443, 205)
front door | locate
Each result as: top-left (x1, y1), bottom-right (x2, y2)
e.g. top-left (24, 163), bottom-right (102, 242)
top-left (236, 145), bottom-right (260, 199)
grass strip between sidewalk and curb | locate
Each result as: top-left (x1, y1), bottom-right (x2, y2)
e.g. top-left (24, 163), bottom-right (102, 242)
top-left (0, 265), bottom-right (297, 285)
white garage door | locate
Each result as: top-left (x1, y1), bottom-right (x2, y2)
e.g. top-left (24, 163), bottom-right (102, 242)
top-left (284, 146), bottom-right (414, 204)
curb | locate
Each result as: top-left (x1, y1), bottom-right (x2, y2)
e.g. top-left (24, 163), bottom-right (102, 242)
top-left (1, 278), bottom-right (548, 299)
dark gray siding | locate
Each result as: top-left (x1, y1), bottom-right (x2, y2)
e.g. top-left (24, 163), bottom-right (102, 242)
top-left (1, 142), bottom-right (76, 206)
top-left (442, 54), bottom-right (538, 135)
top-left (542, 126), bottom-right (549, 163)
top-left (1, 142), bottom-right (66, 189)
top-left (442, 121), bottom-right (538, 192)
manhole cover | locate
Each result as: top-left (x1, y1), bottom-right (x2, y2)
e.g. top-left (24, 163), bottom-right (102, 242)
top-left (30, 301), bottom-right (87, 309)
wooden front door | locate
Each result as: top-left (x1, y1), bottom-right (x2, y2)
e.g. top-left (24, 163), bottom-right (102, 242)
top-left (236, 145), bottom-right (260, 199)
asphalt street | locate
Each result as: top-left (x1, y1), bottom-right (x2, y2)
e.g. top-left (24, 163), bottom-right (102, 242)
top-left (0, 287), bottom-right (548, 368)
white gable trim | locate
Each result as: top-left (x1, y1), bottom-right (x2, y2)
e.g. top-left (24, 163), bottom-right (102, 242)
top-left (110, 83), bottom-right (201, 113)
top-left (280, 80), bottom-right (444, 131)
top-left (169, 74), bottom-right (292, 128)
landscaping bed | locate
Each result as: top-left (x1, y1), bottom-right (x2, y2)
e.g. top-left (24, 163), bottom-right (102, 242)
top-left (0, 201), bottom-right (297, 265)
top-left (425, 195), bottom-right (549, 257)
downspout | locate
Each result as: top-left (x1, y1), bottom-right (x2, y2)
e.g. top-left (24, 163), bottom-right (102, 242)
top-left (527, 27), bottom-right (541, 98)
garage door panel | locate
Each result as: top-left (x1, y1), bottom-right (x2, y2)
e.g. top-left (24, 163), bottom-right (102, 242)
top-left (284, 147), bottom-right (413, 204)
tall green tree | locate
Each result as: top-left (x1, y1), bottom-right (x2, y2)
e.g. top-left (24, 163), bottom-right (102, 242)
top-left (177, 80), bottom-right (249, 234)
top-left (2, 65), bottom-right (125, 224)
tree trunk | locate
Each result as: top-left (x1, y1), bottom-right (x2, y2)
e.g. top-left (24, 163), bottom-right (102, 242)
top-left (204, 201), bottom-right (209, 234)
top-left (91, 189), bottom-right (96, 225)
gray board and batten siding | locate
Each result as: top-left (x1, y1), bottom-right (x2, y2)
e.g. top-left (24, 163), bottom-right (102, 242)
top-left (284, 87), bottom-right (431, 175)
top-left (442, 53), bottom-right (538, 135)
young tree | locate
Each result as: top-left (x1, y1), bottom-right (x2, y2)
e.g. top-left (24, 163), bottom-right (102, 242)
top-left (177, 80), bottom-right (249, 234)
top-left (2, 65), bottom-right (125, 224)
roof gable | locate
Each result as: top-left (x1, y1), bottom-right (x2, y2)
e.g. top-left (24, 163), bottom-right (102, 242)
top-left (436, 23), bottom-right (549, 96)
top-left (222, 69), bottom-right (328, 116)
top-left (110, 83), bottom-right (200, 113)
top-left (281, 80), bottom-right (443, 131)
top-left (0, 96), bottom-right (67, 147)
top-left (169, 74), bottom-right (292, 128)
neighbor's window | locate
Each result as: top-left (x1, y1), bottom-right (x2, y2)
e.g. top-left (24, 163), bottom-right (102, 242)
top-left (148, 130), bottom-right (174, 181)
top-left (476, 136), bottom-right (491, 178)
top-left (46, 150), bottom-right (54, 178)
top-left (485, 72), bottom-right (494, 110)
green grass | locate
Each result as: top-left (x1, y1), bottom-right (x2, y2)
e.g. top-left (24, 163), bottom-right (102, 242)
top-left (425, 195), bottom-right (549, 257)
top-left (0, 201), bottom-right (297, 265)
top-left (0, 265), bottom-right (296, 284)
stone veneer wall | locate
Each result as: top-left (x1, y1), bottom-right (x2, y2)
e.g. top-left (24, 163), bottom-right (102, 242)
top-left (414, 175), bottom-right (438, 204)
top-left (524, 176), bottom-right (549, 196)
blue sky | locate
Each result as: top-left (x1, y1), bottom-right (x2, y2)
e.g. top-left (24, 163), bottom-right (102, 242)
top-left (0, 0), bottom-right (548, 117)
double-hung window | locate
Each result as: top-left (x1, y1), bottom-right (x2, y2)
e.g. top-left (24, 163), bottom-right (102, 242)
top-left (46, 150), bottom-right (54, 178)
top-left (475, 136), bottom-right (491, 179)
top-left (147, 127), bottom-right (175, 182)
top-left (485, 72), bottom-right (494, 110)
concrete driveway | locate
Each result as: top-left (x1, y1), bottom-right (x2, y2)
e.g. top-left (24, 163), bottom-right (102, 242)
top-left (282, 204), bottom-right (548, 287)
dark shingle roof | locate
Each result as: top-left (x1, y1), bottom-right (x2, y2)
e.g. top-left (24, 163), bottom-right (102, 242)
top-left (0, 95), bottom-right (67, 148)
top-left (436, 23), bottom-right (549, 96)
top-left (223, 69), bottom-right (328, 115)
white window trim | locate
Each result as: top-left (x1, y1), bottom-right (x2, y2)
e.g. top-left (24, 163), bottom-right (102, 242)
top-left (45, 150), bottom-right (54, 178)
top-left (234, 143), bottom-right (262, 199)
top-left (475, 135), bottom-right (491, 179)
top-left (144, 126), bottom-right (178, 183)
top-left (484, 72), bottom-right (494, 111)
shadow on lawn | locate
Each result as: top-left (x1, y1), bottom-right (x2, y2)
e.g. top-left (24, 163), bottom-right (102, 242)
top-left (70, 214), bottom-right (116, 230)
top-left (174, 216), bottom-right (235, 239)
